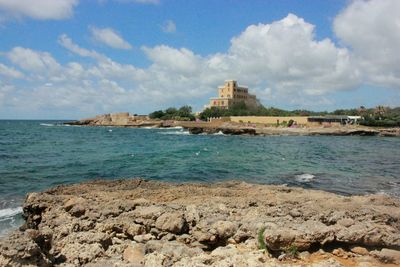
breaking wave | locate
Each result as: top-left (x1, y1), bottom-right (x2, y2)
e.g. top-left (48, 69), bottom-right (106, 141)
top-left (0, 207), bottom-right (23, 221)
top-left (294, 173), bottom-right (315, 183)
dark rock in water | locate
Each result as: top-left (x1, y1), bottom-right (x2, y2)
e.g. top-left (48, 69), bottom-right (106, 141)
top-left (188, 127), bottom-right (205, 134)
top-left (221, 128), bottom-right (257, 135)
top-left (188, 126), bottom-right (257, 135)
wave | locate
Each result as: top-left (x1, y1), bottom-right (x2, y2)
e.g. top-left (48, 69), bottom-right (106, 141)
top-left (213, 131), bottom-right (225, 136)
top-left (144, 126), bottom-right (184, 130)
top-left (294, 173), bottom-right (315, 183)
top-left (158, 130), bottom-right (190, 135)
top-left (40, 123), bottom-right (72, 127)
top-left (0, 207), bottom-right (23, 222)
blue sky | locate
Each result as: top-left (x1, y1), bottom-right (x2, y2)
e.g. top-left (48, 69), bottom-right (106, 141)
top-left (0, 0), bottom-right (400, 119)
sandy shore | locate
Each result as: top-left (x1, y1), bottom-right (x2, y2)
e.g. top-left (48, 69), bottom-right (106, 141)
top-left (1, 179), bottom-right (400, 266)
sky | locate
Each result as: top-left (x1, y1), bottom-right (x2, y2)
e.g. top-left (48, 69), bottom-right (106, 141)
top-left (0, 0), bottom-right (400, 119)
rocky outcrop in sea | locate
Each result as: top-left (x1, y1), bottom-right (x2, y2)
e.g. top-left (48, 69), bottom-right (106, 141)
top-left (65, 113), bottom-right (400, 137)
top-left (1, 179), bottom-right (399, 266)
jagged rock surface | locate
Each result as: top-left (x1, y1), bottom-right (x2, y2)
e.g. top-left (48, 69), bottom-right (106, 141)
top-left (1, 179), bottom-right (400, 266)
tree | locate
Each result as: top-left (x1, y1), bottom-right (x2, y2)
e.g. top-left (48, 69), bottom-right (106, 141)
top-left (149, 110), bottom-right (165, 119)
top-left (178, 105), bottom-right (192, 117)
top-left (149, 106), bottom-right (195, 121)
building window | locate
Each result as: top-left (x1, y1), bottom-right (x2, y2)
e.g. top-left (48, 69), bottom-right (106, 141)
top-left (221, 101), bottom-right (224, 105)
top-left (227, 94), bottom-right (230, 97)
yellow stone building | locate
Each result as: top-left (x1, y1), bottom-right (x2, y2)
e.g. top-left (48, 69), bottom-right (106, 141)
top-left (206, 80), bottom-right (261, 109)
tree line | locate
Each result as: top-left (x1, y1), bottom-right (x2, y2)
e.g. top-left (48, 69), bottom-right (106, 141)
top-left (149, 102), bottom-right (400, 127)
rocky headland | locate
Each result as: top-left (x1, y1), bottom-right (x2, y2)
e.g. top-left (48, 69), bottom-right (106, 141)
top-left (1, 179), bottom-right (400, 266)
top-left (64, 113), bottom-right (400, 137)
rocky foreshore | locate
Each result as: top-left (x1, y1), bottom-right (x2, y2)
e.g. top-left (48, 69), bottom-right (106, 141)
top-left (64, 113), bottom-right (400, 137)
top-left (1, 179), bottom-right (400, 266)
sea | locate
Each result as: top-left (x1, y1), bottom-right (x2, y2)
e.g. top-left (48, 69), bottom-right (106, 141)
top-left (1, 120), bottom-right (400, 236)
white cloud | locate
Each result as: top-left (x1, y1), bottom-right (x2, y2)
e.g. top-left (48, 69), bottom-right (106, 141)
top-left (223, 14), bottom-right (361, 96)
top-left (0, 0), bottom-right (78, 20)
top-left (90, 26), bottom-right (132, 50)
top-left (142, 45), bottom-right (202, 74)
top-left (334, 0), bottom-right (400, 88)
top-left (0, 81), bottom-right (15, 105)
top-left (58, 34), bottom-right (106, 61)
top-left (6, 47), bottom-right (61, 74)
top-left (0, 63), bottom-right (24, 79)
top-left (161, 20), bottom-right (176, 33)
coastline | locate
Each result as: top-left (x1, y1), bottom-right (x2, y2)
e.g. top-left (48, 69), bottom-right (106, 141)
top-left (1, 179), bottom-right (400, 266)
top-left (64, 114), bottom-right (400, 137)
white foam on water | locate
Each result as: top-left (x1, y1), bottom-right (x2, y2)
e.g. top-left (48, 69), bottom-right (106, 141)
top-left (213, 131), bottom-right (225, 135)
top-left (294, 173), bottom-right (315, 183)
top-left (151, 126), bottom-right (184, 130)
top-left (40, 123), bottom-right (55, 127)
top-left (158, 129), bottom-right (190, 135)
top-left (0, 207), bottom-right (23, 222)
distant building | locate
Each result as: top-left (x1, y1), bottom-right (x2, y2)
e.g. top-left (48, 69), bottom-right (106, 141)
top-left (307, 115), bottom-right (362, 126)
top-left (205, 80), bottom-right (261, 110)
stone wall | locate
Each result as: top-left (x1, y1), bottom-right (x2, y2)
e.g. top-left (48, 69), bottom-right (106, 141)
top-left (230, 116), bottom-right (309, 125)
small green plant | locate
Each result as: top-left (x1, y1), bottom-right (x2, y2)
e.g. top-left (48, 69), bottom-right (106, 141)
top-left (285, 244), bottom-right (299, 258)
top-left (258, 226), bottom-right (267, 250)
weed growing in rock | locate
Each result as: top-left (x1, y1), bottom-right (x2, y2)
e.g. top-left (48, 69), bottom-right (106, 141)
top-left (285, 244), bottom-right (299, 258)
top-left (258, 226), bottom-right (267, 250)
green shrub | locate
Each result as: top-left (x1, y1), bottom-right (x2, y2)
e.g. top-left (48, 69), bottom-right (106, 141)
top-left (258, 226), bottom-right (267, 250)
top-left (149, 106), bottom-right (195, 121)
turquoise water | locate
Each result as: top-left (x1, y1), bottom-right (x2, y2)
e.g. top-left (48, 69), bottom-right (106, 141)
top-left (1, 120), bottom-right (400, 235)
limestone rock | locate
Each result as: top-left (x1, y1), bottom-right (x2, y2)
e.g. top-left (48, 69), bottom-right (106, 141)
top-left (264, 220), bottom-right (334, 251)
top-left (212, 221), bottom-right (238, 239)
top-left (126, 223), bottom-right (145, 237)
top-left (155, 212), bottom-right (187, 234)
top-left (337, 218), bottom-right (355, 227)
top-left (145, 240), bottom-right (202, 260)
top-left (134, 234), bottom-right (155, 243)
top-left (350, 246), bottom-right (369, 255)
top-left (69, 204), bottom-right (86, 217)
top-left (1, 178), bottom-right (400, 266)
top-left (370, 248), bottom-right (400, 264)
top-left (59, 243), bottom-right (103, 265)
top-left (63, 197), bottom-right (85, 212)
top-left (123, 243), bottom-right (145, 265)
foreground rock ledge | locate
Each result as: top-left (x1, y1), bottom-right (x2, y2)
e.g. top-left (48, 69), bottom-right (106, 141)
top-left (1, 179), bottom-right (400, 267)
